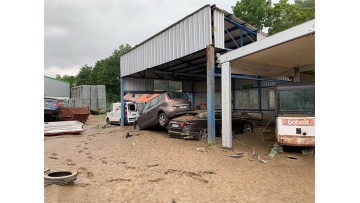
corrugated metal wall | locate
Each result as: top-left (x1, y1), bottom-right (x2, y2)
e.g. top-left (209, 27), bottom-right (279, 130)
top-left (124, 77), bottom-right (154, 92)
top-left (44, 77), bottom-right (70, 98)
top-left (120, 6), bottom-right (212, 77)
top-left (182, 81), bottom-right (193, 93)
top-left (213, 9), bottom-right (224, 49)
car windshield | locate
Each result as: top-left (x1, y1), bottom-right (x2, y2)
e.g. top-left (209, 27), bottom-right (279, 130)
top-left (278, 89), bottom-right (315, 113)
top-left (167, 92), bottom-right (188, 99)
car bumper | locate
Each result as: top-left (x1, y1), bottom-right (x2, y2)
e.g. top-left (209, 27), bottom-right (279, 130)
top-left (276, 135), bottom-right (315, 147)
top-left (44, 109), bottom-right (60, 115)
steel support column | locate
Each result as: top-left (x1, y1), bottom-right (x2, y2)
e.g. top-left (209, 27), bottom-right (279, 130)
top-left (257, 79), bottom-right (262, 112)
top-left (206, 45), bottom-right (216, 144)
top-left (240, 29), bottom-right (243, 47)
top-left (120, 77), bottom-right (125, 126)
top-left (221, 62), bottom-right (232, 149)
top-left (231, 78), bottom-right (235, 111)
top-left (191, 82), bottom-right (194, 110)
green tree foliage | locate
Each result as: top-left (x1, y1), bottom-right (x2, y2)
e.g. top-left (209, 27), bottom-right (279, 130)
top-left (75, 64), bottom-right (93, 85)
top-left (232, 0), bottom-right (315, 35)
top-left (55, 44), bottom-right (132, 105)
top-left (91, 44), bottom-right (132, 104)
top-left (268, 0), bottom-right (315, 35)
top-left (55, 74), bottom-right (76, 87)
top-left (232, 0), bottom-right (272, 31)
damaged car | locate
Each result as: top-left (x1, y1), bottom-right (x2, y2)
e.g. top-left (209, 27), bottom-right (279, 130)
top-left (134, 92), bottom-right (191, 130)
top-left (168, 110), bottom-right (253, 140)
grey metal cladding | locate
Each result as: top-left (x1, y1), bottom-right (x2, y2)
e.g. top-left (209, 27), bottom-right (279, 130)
top-left (213, 9), bottom-right (225, 49)
top-left (120, 6), bottom-right (212, 77)
top-left (44, 77), bottom-right (70, 97)
top-left (123, 77), bottom-right (154, 92)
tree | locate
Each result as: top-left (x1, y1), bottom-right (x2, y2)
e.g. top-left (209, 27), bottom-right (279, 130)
top-left (56, 74), bottom-right (76, 87)
top-left (268, 0), bottom-right (315, 35)
top-left (75, 64), bottom-right (93, 86)
top-left (90, 44), bottom-right (132, 104)
top-left (232, 0), bottom-right (272, 31)
top-left (53, 44), bottom-right (132, 106)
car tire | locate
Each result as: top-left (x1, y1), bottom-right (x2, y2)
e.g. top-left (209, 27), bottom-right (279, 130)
top-left (243, 123), bottom-right (253, 133)
top-left (44, 170), bottom-right (78, 186)
top-left (134, 122), bottom-right (141, 131)
top-left (196, 129), bottom-right (204, 141)
top-left (106, 118), bottom-right (110, 125)
top-left (158, 113), bottom-right (169, 128)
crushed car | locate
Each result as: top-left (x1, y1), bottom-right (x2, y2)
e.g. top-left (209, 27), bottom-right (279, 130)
top-left (167, 110), bottom-right (253, 140)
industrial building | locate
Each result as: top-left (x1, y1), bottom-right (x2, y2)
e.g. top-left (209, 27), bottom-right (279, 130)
top-left (44, 76), bottom-right (70, 105)
top-left (119, 5), bottom-right (315, 148)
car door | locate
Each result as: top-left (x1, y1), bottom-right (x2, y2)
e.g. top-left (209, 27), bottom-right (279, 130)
top-left (146, 96), bottom-right (160, 126)
top-left (111, 103), bottom-right (122, 123)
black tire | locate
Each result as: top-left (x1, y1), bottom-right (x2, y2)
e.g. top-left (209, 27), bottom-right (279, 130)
top-left (158, 113), bottom-right (169, 128)
top-left (134, 122), bottom-right (141, 131)
top-left (243, 123), bottom-right (253, 133)
top-left (106, 118), bottom-right (110, 125)
top-left (196, 129), bottom-right (204, 141)
top-left (44, 170), bottom-right (78, 186)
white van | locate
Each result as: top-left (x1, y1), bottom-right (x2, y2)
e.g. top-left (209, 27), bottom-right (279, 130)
top-left (106, 102), bottom-right (140, 125)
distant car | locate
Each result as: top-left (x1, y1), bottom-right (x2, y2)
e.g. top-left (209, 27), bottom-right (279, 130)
top-left (168, 110), bottom-right (253, 140)
top-left (134, 92), bottom-right (191, 130)
top-left (106, 102), bottom-right (140, 125)
top-left (44, 98), bottom-right (61, 122)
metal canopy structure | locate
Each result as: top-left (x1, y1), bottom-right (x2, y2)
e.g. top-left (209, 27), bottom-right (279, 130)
top-left (119, 4), bottom-right (261, 145)
top-left (219, 20), bottom-right (315, 148)
top-left (120, 4), bottom-right (259, 82)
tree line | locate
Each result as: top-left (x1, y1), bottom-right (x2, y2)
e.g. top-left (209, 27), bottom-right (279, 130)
top-left (232, 0), bottom-right (315, 35)
top-left (56, 44), bottom-right (132, 104)
top-left (56, 0), bottom-right (314, 104)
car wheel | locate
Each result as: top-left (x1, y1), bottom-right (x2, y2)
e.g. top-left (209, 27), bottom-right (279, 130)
top-left (106, 118), bottom-right (110, 125)
top-left (134, 122), bottom-right (141, 131)
top-left (243, 123), bottom-right (253, 132)
top-left (158, 113), bottom-right (169, 127)
top-left (196, 129), bottom-right (204, 141)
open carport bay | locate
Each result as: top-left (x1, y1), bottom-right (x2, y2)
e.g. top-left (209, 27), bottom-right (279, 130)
top-left (44, 115), bottom-right (314, 202)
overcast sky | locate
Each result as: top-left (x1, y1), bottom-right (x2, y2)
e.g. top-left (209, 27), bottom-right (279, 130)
top-left (45, 0), bottom-right (286, 78)
top-left (44, 0), bottom-right (236, 77)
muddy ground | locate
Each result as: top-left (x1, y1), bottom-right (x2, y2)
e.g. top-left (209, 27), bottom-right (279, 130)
top-left (44, 115), bottom-right (315, 203)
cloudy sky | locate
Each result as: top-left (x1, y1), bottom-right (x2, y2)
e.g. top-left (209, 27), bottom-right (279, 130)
top-left (44, 0), bottom-right (240, 78)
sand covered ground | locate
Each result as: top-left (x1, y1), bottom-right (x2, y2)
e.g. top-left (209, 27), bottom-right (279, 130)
top-left (44, 115), bottom-right (315, 203)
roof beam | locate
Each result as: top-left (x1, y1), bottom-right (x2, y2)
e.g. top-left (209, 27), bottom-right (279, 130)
top-left (224, 16), bottom-right (257, 35)
top-left (149, 70), bottom-right (206, 78)
top-left (162, 54), bottom-right (206, 71)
